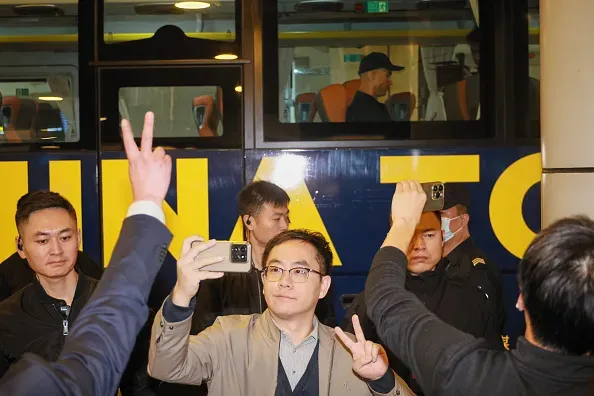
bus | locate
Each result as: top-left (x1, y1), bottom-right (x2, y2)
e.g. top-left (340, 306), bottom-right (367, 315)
top-left (0, 0), bottom-right (541, 349)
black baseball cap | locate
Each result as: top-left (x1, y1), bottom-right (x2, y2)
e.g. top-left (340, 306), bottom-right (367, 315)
top-left (358, 52), bottom-right (405, 75)
top-left (443, 183), bottom-right (470, 210)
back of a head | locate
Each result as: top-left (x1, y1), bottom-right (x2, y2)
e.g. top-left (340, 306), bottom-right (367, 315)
top-left (519, 216), bottom-right (594, 355)
top-left (237, 180), bottom-right (290, 217)
top-left (15, 191), bottom-right (77, 232)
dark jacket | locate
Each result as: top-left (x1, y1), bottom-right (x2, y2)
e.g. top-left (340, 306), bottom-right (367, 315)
top-left (0, 250), bottom-right (103, 303)
top-left (0, 213), bottom-right (173, 396)
top-left (0, 272), bottom-right (98, 378)
top-left (343, 259), bottom-right (501, 393)
top-left (446, 238), bottom-right (506, 334)
top-left (365, 246), bottom-right (594, 396)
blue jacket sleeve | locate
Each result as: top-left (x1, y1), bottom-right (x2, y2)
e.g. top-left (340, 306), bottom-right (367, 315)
top-left (0, 214), bottom-right (173, 396)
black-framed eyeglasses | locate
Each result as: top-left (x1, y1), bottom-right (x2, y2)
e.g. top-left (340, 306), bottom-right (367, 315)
top-left (262, 266), bottom-right (322, 283)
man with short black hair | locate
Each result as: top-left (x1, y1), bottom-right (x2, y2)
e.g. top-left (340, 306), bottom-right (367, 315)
top-left (190, 180), bottom-right (336, 335)
top-left (0, 191), bottom-right (102, 302)
top-left (366, 181), bottom-right (594, 395)
top-left (149, 229), bottom-right (413, 396)
top-left (0, 191), bottom-right (154, 394)
top-left (346, 52), bottom-right (404, 123)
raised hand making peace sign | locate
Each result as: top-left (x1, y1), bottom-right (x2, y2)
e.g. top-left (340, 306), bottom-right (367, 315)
top-left (121, 112), bottom-right (172, 206)
top-left (335, 314), bottom-right (390, 381)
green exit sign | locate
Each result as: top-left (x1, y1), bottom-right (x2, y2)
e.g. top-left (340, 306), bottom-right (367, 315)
top-left (366, 1), bottom-right (388, 13)
top-left (344, 54), bottom-right (362, 63)
top-left (16, 88), bottom-right (29, 97)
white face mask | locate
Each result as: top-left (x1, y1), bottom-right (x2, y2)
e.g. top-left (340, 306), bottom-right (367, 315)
top-left (441, 216), bottom-right (461, 242)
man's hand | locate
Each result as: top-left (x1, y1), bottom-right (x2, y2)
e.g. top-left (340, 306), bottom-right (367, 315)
top-left (171, 236), bottom-right (225, 307)
top-left (121, 112), bottom-right (172, 207)
top-left (390, 180), bottom-right (426, 228)
top-left (335, 315), bottom-right (389, 382)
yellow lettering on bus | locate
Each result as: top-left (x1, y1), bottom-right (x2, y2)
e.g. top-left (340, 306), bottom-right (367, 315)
top-left (0, 162), bottom-right (28, 260)
top-left (380, 155), bottom-right (480, 183)
top-left (229, 155), bottom-right (342, 265)
top-left (49, 160), bottom-right (83, 248)
top-left (101, 158), bottom-right (209, 264)
top-left (489, 153), bottom-right (541, 258)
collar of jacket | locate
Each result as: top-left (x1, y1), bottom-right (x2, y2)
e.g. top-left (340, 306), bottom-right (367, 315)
top-left (513, 337), bottom-right (594, 382)
top-left (31, 269), bottom-right (90, 305)
top-left (256, 309), bottom-right (337, 393)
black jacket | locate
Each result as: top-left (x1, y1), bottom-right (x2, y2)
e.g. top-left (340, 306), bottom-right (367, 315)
top-left (0, 272), bottom-right (99, 377)
top-left (365, 246), bottom-right (594, 396)
top-left (343, 258), bottom-right (502, 393)
top-left (0, 251), bottom-right (104, 303)
top-left (0, 270), bottom-right (157, 396)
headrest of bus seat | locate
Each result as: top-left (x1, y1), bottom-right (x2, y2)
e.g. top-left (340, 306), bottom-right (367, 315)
top-left (294, 92), bottom-right (316, 122)
top-left (315, 84), bottom-right (347, 122)
top-left (343, 79), bottom-right (361, 106)
top-left (192, 95), bottom-right (219, 137)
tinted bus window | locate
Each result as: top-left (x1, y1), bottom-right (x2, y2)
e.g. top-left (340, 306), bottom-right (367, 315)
top-left (119, 86), bottom-right (224, 137)
top-left (0, 1), bottom-right (79, 146)
top-left (278, 3), bottom-right (479, 124)
top-left (528, 8), bottom-right (540, 124)
top-left (262, 0), bottom-right (492, 142)
top-left (104, 0), bottom-right (236, 45)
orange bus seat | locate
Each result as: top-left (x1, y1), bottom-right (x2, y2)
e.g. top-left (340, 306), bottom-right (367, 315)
top-left (216, 87), bottom-right (223, 121)
top-left (385, 92), bottom-right (417, 121)
top-left (315, 84), bottom-right (347, 122)
top-left (193, 96), bottom-right (220, 137)
top-left (343, 79), bottom-right (361, 106)
top-left (294, 92), bottom-right (316, 122)
top-left (1, 96), bottom-right (36, 142)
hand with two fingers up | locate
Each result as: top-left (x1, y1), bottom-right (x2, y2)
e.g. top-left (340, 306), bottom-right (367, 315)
top-left (121, 112), bottom-right (172, 206)
top-left (335, 314), bottom-right (390, 382)
top-left (171, 236), bottom-right (226, 308)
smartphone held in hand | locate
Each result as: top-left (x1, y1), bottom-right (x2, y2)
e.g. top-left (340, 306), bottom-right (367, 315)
top-left (197, 241), bottom-right (252, 272)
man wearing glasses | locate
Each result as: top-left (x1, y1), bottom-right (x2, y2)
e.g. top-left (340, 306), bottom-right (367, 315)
top-left (148, 229), bottom-right (413, 396)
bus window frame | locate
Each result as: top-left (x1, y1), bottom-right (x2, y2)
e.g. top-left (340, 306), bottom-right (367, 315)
top-left (97, 65), bottom-right (243, 150)
top-left (94, 0), bottom-right (243, 62)
top-left (0, 64), bottom-right (91, 151)
top-left (253, 0), bottom-right (501, 149)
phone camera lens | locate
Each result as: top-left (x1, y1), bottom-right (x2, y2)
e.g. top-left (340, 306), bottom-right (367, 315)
top-left (438, 184), bottom-right (443, 191)
top-left (240, 245), bottom-right (247, 252)
top-left (435, 192), bottom-right (441, 199)
top-left (432, 185), bottom-right (438, 191)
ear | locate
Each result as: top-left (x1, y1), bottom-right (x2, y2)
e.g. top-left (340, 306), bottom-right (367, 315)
top-left (260, 272), bottom-right (266, 296)
top-left (77, 229), bottom-right (82, 248)
top-left (16, 236), bottom-right (26, 259)
top-left (318, 275), bottom-right (331, 300)
top-left (243, 215), bottom-right (254, 231)
top-left (516, 294), bottom-right (525, 312)
top-left (460, 213), bottom-right (470, 227)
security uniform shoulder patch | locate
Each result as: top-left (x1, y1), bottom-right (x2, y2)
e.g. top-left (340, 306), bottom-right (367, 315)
top-left (472, 257), bottom-right (486, 266)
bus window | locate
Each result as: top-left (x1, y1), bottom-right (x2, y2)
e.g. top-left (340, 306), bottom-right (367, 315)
top-left (104, 0), bottom-right (237, 45)
top-left (119, 86), bottom-right (224, 137)
top-left (526, 6), bottom-right (540, 136)
top-left (262, 0), bottom-right (490, 142)
top-left (0, 1), bottom-right (79, 145)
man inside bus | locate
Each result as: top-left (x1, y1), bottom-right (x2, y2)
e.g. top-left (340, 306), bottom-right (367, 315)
top-left (346, 52), bottom-right (403, 123)
top-left (148, 229), bottom-right (413, 396)
top-left (440, 183), bottom-right (506, 337)
top-left (0, 195), bottom-right (103, 302)
top-left (366, 180), bottom-right (594, 395)
top-left (0, 191), bottom-right (154, 395)
top-left (342, 210), bottom-right (501, 393)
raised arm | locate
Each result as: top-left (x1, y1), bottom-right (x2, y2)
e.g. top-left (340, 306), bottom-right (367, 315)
top-left (148, 237), bottom-right (225, 385)
top-left (365, 181), bottom-right (491, 395)
top-left (0, 112), bottom-right (174, 396)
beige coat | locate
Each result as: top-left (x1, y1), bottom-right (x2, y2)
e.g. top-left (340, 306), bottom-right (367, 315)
top-left (148, 307), bottom-right (415, 396)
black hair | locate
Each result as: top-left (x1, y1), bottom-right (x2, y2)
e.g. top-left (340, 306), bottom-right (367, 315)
top-left (262, 229), bottom-right (333, 275)
top-left (238, 180), bottom-right (290, 218)
top-left (15, 191), bottom-right (77, 232)
top-left (518, 216), bottom-right (594, 355)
